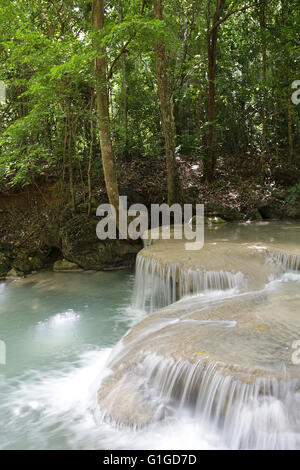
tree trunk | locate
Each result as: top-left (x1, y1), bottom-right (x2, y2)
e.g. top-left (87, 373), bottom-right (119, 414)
top-left (92, 0), bottom-right (121, 225)
top-left (204, 0), bottom-right (225, 182)
top-left (287, 81), bottom-right (293, 162)
top-left (259, 0), bottom-right (267, 171)
top-left (153, 0), bottom-right (181, 205)
top-left (88, 91), bottom-right (95, 217)
top-left (118, 0), bottom-right (129, 159)
top-left (205, 28), bottom-right (218, 181)
top-left (282, 3), bottom-right (293, 163)
top-left (67, 104), bottom-right (76, 214)
top-left (172, 97), bottom-right (182, 148)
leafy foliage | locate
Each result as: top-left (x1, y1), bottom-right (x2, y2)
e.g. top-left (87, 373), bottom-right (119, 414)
top-left (0, 0), bottom-right (299, 201)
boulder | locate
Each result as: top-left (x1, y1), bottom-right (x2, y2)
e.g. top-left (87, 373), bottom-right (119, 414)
top-left (205, 216), bottom-right (227, 225)
top-left (257, 197), bottom-right (300, 221)
top-left (60, 215), bottom-right (140, 270)
top-left (7, 268), bottom-right (24, 278)
top-left (98, 280), bottom-right (300, 428)
top-left (53, 259), bottom-right (83, 272)
top-left (62, 239), bottom-right (140, 271)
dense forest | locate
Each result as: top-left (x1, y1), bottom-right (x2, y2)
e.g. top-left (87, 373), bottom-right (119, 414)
top-left (0, 0), bottom-right (299, 273)
top-left (1, 1), bottom-right (300, 452)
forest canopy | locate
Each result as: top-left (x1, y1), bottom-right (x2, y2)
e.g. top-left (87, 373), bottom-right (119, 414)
top-left (0, 0), bottom-right (299, 212)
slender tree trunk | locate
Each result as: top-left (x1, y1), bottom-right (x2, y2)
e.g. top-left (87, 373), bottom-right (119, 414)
top-left (205, 28), bottom-right (218, 181)
top-left (281, 3), bottom-right (293, 163)
top-left (88, 91), bottom-right (95, 217)
top-left (62, 116), bottom-right (68, 182)
top-left (172, 97), bottom-right (182, 148)
top-left (259, 0), bottom-right (267, 171)
top-left (204, 0), bottom-right (225, 182)
top-left (287, 81), bottom-right (293, 162)
top-left (118, 0), bottom-right (129, 159)
top-left (92, 0), bottom-right (121, 224)
top-left (67, 105), bottom-right (76, 214)
top-left (153, 0), bottom-right (181, 205)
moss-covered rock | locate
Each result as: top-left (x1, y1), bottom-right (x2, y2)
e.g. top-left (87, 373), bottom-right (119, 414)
top-left (60, 214), bottom-right (140, 270)
top-left (191, 215), bottom-right (227, 227)
top-left (7, 268), bottom-right (24, 278)
top-left (205, 216), bottom-right (227, 225)
top-left (53, 259), bottom-right (83, 272)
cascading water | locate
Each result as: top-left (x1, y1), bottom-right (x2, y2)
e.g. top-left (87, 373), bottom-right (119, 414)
top-left (267, 250), bottom-right (300, 272)
top-left (98, 278), bottom-right (300, 449)
top-left (132, 254), bottom-right (245, 312)
top-left (97, 224), bottom-right (300, 449)
top-left (128, 354), bottom-right (300, 450)
top-left (1, 221), bottom-right (300, 450)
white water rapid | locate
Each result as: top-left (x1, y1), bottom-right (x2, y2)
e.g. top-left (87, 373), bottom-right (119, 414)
top-left (97, 223), bottom-right (300, 450)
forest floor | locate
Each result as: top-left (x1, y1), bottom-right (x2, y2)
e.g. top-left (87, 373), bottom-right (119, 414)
top-left (114, 153), bottom-right (299, 219)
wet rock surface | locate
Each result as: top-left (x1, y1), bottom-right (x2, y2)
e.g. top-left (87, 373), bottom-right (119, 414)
top-left (98, 222), bottom-right (300, 429)
top-left (98, 285), bottom-right (300, 428)
top-left (53, 259), bottom-right (83, 272)
top-left (60, 215), bottom-right (140, 270)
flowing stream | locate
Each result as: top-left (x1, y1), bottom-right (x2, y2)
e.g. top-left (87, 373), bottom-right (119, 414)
top-left (0, 221), bottom-right (300, 450)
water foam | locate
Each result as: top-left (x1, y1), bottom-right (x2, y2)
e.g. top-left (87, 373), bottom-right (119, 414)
top-left (0, 349), bottom-right (228, 450)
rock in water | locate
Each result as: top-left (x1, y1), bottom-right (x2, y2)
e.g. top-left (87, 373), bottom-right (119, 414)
top-left (98, 287), bottom-right (300, 448)
top-left (7, 268), bottom-right (24, 278)
top-left (53, 259), bottom-right (83, 272)
top-left (98, 225), bottom-right (300, 449)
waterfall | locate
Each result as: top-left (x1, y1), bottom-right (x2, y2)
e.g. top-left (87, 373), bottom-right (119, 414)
top-left (132, 254), bottom-right (245, 312)
top-left (138, 354), bottom-right (300, 449)
top-left (98, 226), bottom-right (300, 449)
top-left (98, 352), bottom-right (300, 449)
top-left (267, 250), bottom-right (300, 272)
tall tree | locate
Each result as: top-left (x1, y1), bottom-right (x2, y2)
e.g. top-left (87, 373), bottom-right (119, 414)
top-left (118, 0), bottom-right (129, 159)
top-left (92, 0), bottom-right (121, 227)
top-left (259, 0), bottom-right (268, 171)
top-left (204, 0), bottom-right (226, 182)
top-left (153, 0), bottom-right (181, 205)
top-left (204, 0), bottom-right (251, 182)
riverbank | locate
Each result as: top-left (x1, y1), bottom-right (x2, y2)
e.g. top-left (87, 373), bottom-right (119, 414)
top-left (1, 153), bottom-right (300, 280)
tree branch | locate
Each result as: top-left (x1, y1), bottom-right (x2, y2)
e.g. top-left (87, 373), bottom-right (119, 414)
top-left (107, 33), bottom-right (136, 80)
top-left (210, 2), bottom-right (252, 34)
top-left (107, 0), bottom-right (147, 80)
